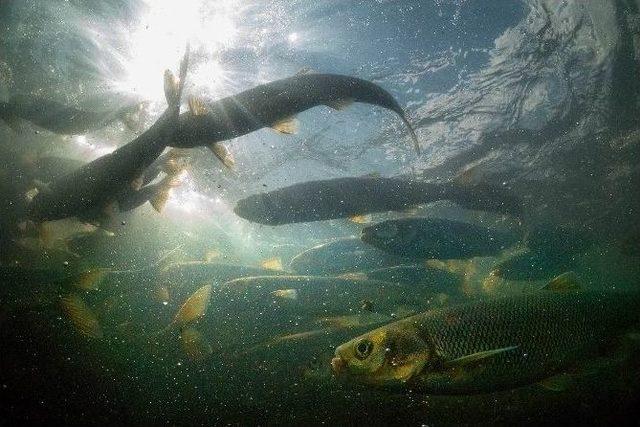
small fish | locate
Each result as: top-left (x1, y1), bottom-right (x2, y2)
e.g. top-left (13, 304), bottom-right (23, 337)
top-left (69, 268), bottom-right (110, 291)
top-left (171, 283), bottom-right (213, 328)
top-left (180, 326), bottom-right (213, 362)
top-left (60, 293), bottom-right (104, 339)
top-left (261, 257), bottom-right (284, 271)
top-left (271, 289), bottom-right (299, 300)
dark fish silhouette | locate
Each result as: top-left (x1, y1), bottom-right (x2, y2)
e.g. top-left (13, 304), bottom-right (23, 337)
top-left (0, 94), bottom-right (141, 134)
top-left (361, 217), bottom-right (520, 260)
top-left (234, 176), bottom-right (522, 225)
top-left (174, 73), bottom-right (420, 155)
top-left (25, 49), bottom-right (190, 223)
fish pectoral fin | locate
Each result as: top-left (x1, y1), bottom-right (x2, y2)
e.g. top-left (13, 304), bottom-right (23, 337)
top-left (537, 373), bottom-right (575, 392)
top-left (541, 271), bottom-right (581, 292)
top-left (271, 116), bottom-right (298, 134)
top-left (392, 352), bottom-right (429, 383)
top-left (207, 143), bottom-right (236, 170)
top-left (325, 98), bottom-right (354, 111)
top-left (150, 188), bottom-right (172, 213)
top-left (188, 96), bottom-right (208, 116)
top-left (443, 346), bottom-right (519, 369)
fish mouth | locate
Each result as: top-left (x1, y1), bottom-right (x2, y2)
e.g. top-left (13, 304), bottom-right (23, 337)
top-left (330, 356), bottom-right (346, 376)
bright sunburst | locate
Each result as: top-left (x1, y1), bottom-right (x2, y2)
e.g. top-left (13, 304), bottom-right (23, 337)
top-left (116, 0), bottom-right (240, 101)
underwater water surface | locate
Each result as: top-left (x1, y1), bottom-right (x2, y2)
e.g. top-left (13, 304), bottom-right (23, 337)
top-left (1, 0), bottom-right (639, 425)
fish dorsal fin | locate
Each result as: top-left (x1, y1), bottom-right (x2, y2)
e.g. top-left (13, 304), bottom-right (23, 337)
top-left (271, 116), bottom-right (298, 134)
top-left (443, 346), bottom-right (518, 369)
top-left (541, 271), bottom-right (581, 292)
top-left (207, 143), bottom-right (235, 170)
top-left (188, 96), bottom-right (208, 116)
top-left (326, 98), bottom-right (354, 111)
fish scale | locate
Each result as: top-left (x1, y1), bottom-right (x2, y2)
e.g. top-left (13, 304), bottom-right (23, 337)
top-left (410, 291), bottom-right (640, 393)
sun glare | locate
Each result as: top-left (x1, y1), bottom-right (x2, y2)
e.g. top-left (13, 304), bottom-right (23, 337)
top-left (116, 0), bottom-right (239, 101)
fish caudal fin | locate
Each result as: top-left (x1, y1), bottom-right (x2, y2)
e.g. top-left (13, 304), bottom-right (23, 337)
top-left (402, 115), bottom-right (420, 155)
top-left (164, 45), bottom-right (191, 108)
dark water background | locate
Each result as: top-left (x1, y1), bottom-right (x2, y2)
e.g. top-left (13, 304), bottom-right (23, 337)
top-left (1, 0), bottom-right (639, 425)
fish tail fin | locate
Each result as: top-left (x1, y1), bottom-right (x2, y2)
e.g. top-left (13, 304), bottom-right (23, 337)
top-left (400, 113), bottom-right (420, 155)
top-left (164, 44), bottom-right (191, 108)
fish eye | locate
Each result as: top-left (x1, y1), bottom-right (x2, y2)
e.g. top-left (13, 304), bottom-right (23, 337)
top-left (355, 339), bottom-right (374, 360)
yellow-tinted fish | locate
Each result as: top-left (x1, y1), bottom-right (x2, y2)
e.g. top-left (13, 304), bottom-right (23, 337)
top-left (331, 274), bottom-right (640, 394)
top-left (171, 284), bottom-right (213, 327)
top-left (60, 293), bottom-right (103, 339)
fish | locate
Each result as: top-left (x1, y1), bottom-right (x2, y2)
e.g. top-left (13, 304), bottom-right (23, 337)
top-left (289, 237), bottom-right (409, 276)
top-left (170, 283), bottom-right (213, 328)
top-left (59, 293), bottom-right (104, 339)
top-left (173, 73), bottom-right (420, 154)
top-left (234, 176), bottom-right (522, 225)
top-left (361, 218), bottom-right (520, 260)
top-left (331, 274), bottom-right (640, 394)
top-left (0, 93), bottom-right (143, 135)
top-left (24, 48), bottom-right (190, 223)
